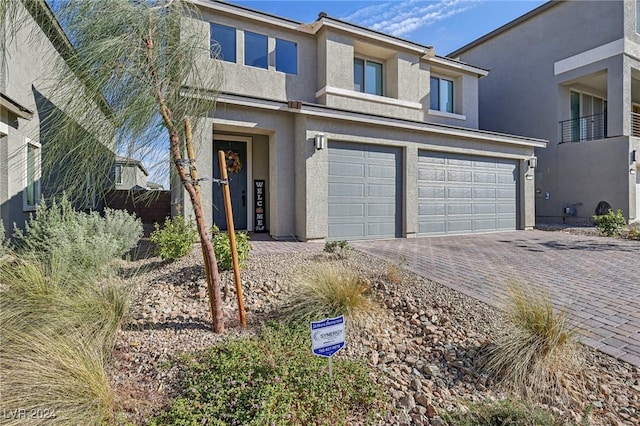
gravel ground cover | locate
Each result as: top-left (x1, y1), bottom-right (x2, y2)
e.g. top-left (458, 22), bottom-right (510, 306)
top-left (110, 242), bottom-right (640, 425)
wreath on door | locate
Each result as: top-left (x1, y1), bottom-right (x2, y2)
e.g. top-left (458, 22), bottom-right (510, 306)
top-left (225, 150), bottom-right (243, 174)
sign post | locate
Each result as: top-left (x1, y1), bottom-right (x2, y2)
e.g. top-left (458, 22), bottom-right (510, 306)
top-left (310, 315), bottom-right (345, 379)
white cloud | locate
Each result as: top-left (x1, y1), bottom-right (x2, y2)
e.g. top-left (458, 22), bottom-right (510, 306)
top-left (342, 0), bottom-right (481, 38)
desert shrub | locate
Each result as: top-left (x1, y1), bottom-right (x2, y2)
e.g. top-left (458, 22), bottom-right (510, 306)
top-left (625, 223), bottom-right (640, 240)
top-left (324, 240), bottom-right (353, 259)
top-left (0, 220), bottom-right (8, 258)
top-left (283, 262), bottom-right (380, 328)
top-left (593, 209), bottom-right (626, 236)
top-left (150, 323), bottom-right (386, 426)
top-left (440, 399), bottom-right (563, 426)
top-left (13, 197), bottom-right (142, 274)
top-left (0, 256), bottom-right (130, 425)
top-left (150, 215), bottom-right (197, 261)
top-left (482, 285), bottom-right (580, 401)
top-left (211, 224), bottom-right (252, 270)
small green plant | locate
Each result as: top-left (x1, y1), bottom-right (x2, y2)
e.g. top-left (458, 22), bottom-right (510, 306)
top-left (150, 323), bottom-right (387, 426)
top-left (211, 224), bottom-right (251, 270)
top-left (324, 240), bottom-right (352, 259)
top-left (150, 215), bottom-right (197, 261)
top-left (440, 399), bottom-right (563, 426)
top-left (283, 262), bottom-right (380, 328)
top-left (593, 209), bottom-right (626, 236)
top-left (482, 284), bottom-right (579, 401)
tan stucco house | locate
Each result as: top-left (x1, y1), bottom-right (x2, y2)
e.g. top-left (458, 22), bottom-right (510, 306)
top-left (174, 0), bottom-right (547, 241)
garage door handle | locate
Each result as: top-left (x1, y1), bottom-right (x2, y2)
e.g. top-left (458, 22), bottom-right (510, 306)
top-left (242, 190), bottom-right (246, 207)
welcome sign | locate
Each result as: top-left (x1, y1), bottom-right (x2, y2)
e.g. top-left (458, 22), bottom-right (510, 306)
top-left (254, 179), bottom-right (266, 232)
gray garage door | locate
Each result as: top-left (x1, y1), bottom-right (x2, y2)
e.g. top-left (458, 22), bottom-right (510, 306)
top-left (328, 142), bottom-right (402, 240)
top-left (418, 151), bottom-right (518, 235)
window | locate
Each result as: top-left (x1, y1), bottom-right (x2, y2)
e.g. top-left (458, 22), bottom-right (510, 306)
top-left (354, 58), bottom-right (383, 96)
top-left (115, 164), bottom-right (123, 185)
top-left (276, 38), bottom-right (297, 75)
top-left (244, 31), bottom-right (268, 69)
top-left (569, 90), bottom-right (607, 142)
top-left (430, 77), bottom-right (454, 113)
top-left (24, 139), bottom-right (41, 211)
top-left (210, 23), bottom-right (236, 62)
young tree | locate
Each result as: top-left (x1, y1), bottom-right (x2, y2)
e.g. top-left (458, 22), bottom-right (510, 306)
top-left (4, 0), bottom-right (226, 332)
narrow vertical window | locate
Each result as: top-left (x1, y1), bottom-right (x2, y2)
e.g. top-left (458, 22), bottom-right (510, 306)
top-left (353, 58), bottom-right (383, 96)
top-left (244, 31), bottom-right (268, 69)
top-left (115, 164), bottom-right (123, 185)
top-left (24, 139), bottom-right (41, 210)
top-left (430, 77), bottom-right (454, 113)
top-left (275, 38), bottom-right (297, 74)
top-left (210, 23), bottom-right (236, 62)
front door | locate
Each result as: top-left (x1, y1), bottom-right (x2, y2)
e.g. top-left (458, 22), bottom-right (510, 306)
top-left (213, 140), bottom-right (247, 230)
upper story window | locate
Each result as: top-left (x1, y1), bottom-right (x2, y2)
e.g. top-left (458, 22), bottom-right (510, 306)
top-left (210, 23), bottom-right (236, 62)
top-left (245, 31), bottom-right (268, 69)
top-left (114, 164), bottom-right (123, 185)
top-left (24, 139), bottom-right (41, 211)
top-left (276, 38), bottom-right (297, 75)
top-left (430, 76), bottom-right (454, 113)
top-left (354, 58), bottom-right (383, 96)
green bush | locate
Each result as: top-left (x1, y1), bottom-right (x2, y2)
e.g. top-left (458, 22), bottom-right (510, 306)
top-left (211, 224), bottom-right (251, 270)
top-left (13, 197), bottom-right (143, 275)
top-left (593, 209), bottom-right (626, 236)
top-left (625, 223), bottom-right (640, 240)
top-left (150, 215), bottom-right (197, 261)
top-left (324, 240), bottom-right (352, 259)
top-left (151, 323), bottom-right (386, 426)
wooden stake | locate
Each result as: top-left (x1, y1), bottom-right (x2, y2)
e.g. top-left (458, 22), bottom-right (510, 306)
top-left (218, 150), bottom-right (247, 327)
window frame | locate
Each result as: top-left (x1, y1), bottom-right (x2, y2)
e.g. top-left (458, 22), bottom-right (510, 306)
top-left (430, 76), bottom-right (454, 114)
top-left (354, 57), bottom-right (384, 96)
top-left (275, 38), bottom-right (297, 75)
top-left (210, 23), bottom-right (237, 63)
top-left (114, 164), bottom-right (123, 185)
top-left (244, 31), bottom-right (268, 69)
top-left (23, 138), bottom-right (41, 212)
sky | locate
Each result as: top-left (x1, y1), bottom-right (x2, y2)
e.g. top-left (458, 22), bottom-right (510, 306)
top-left (231, 0), bottom-right (547, 55)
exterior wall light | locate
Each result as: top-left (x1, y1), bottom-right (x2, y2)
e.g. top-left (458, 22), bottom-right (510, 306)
top-left (528, 157), bottom-right (537, 168)
top-left (315, 133), bottom-right (327, 150)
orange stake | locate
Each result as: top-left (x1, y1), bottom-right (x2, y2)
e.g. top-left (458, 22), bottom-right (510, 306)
top-left (218, 150), bottom-right (247, 326)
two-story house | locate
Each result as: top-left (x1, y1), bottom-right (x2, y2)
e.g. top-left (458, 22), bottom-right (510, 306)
top-left (450, 0), bottom-right (640, 224)
top-left (174, 0), bottom-right (546, 241)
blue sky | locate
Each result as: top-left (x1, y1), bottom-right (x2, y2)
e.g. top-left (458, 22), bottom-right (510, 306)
top-left (232, 0), bottom-right (546, 55)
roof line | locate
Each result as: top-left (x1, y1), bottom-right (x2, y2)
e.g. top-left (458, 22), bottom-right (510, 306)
top-left (0, 92), bottom-right (35, 120)
top-left (448, 1), bottom-right (561, 58)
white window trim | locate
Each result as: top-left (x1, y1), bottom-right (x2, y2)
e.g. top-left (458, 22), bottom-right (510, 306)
top-left (428, 109), bottom-right (466, 121)
top-left (115, 164), bottom-right (123, 185)
top-left (23, 138), bottom-right (41, 212)
top-left (315, 86), bottom-right (423, 110)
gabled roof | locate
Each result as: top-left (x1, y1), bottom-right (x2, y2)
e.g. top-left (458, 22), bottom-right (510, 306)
top-left (449, 1), bottom-right (560, 58)
top-left (115, 155), bottom-right (149, 176)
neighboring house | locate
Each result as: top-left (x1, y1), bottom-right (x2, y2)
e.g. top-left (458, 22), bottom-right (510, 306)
top-left (173, 0), bottom-right (546, 241)
top-left (1, 0), bottom-right (114, 235)
top-left (450, 0), bottom-right (640, 223)
top-left (113, 156), bottom-right (150, 191)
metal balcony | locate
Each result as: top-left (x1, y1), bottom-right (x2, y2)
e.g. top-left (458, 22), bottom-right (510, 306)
top-left (559, 113), bottom-right (606, 143)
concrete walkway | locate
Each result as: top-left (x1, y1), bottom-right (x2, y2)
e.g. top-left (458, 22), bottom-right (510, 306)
top-left (353, 230), bottom-right (640, 367)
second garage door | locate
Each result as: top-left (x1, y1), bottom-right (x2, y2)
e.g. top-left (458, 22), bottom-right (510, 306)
top-left (328, 142), bottom-right (402, 240)
top-left (418, 151), bottom-right (518, 235)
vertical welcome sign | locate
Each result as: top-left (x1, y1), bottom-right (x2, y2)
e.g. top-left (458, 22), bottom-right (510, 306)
top-left (254, 180), bottom-right (266, 232)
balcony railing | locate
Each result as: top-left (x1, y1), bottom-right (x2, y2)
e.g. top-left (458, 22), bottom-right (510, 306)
top-left (632, 112), bottom-right (640, 137)
top-left (559, 113), bottom-right (607, 143)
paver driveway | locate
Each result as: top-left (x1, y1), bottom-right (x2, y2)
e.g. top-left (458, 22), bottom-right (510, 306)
top-left (353, 230), bottom-right (640, 367)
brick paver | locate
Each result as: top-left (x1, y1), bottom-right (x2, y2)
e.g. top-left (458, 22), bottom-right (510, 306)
top-left (353, 230), bottom-right (640, 367)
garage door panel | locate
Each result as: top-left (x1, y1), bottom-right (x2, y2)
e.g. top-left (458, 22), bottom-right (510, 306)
top-left (329, 162), bottom-right (365, 177)
top-left (328, 183), bottom-right (364, 197)
top-left (329, 142), bottom-right (401, 240)
top-left (418, 151), bottom-right (518, 236)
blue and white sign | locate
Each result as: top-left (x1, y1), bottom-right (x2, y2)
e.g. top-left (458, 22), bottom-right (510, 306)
top-left (311, 315), bottom-right (345, 358)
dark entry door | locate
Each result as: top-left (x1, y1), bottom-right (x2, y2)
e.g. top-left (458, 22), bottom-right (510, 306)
top-left (213, 140), bottom-right (247, 230)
